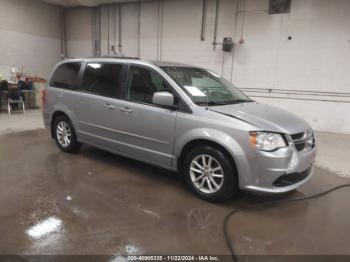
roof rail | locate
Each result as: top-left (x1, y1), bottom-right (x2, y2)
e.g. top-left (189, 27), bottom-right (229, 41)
top-left (101, 56), bottom-right (140, 60)
top-left (64, 56), bottom-right (141, 60)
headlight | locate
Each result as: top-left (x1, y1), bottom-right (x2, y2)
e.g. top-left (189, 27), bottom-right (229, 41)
top-left (249, 131), bottom-right (287, 151)
top-left (306, 129), bottom-right (315, 148)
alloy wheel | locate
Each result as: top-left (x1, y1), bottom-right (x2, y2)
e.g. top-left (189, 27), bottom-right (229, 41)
top-left (56, 121), bottom-right (72, 147)
top-left (189, 154), bottom-right (224, 194)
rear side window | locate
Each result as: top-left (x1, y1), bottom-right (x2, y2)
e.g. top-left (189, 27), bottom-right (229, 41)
top-left (50, 62), bottom-right (81, 90)
top-left (82, 63), bottom-right (123, 98)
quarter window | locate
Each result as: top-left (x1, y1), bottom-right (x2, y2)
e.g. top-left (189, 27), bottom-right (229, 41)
top-left (82, 63), bottom-right (123, 98)
top-left (50, 62), bottom-right (81, 90)
top-left (127, 66), bottom-right (172, 104)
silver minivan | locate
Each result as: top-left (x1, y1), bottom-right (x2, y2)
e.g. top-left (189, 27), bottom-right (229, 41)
top-left (43, 57), bottom-right (316, 202)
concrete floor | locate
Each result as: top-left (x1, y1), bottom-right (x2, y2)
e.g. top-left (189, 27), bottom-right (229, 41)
top-left (0, 129), bottom-right (349, 257)
top-left (315, 132), bottom-right (350, 178)
top-left (0, 109), bottom-right (44, 135)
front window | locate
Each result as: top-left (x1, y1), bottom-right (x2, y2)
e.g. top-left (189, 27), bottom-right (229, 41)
top-left (127, 65), bottom-right (173, 105)
top-left (161, 66), bottom-right (252, 106)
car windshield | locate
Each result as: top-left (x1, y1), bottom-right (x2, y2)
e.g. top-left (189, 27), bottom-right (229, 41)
top-left (161, 66), bottom-right (253, 106)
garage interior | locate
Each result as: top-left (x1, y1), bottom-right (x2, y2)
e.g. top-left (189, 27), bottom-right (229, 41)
top-left (0, 0), bottom-right (350, 260)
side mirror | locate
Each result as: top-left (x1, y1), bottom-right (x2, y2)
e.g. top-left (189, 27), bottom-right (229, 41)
top-left (152, 92), bottom-right (175, 108)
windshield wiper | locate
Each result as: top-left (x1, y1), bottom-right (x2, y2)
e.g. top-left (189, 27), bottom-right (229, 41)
top-left (197, 99), bottom-right (254, 106)
top-left (196, 101), bottom-right (226, 106)
top-left (223, 99), bottom-right (254, 105)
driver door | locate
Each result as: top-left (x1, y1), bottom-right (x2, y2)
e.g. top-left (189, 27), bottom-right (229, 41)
top-left (114, 65), bottom-right (177, 168)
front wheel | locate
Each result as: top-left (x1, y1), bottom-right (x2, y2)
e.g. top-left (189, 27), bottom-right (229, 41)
top-left (183, 145), bottom-right (238, 202)
top-left (54, 115), bottom-right (81, 153)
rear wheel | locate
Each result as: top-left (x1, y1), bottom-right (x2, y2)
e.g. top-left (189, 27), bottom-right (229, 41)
top-left (183, 145), bottom-right (238, 202)
top-left (54, 115), bottom-right (81, 153)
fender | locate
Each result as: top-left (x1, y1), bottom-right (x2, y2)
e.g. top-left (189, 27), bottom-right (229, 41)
top-left (174, 128), bottom-right (254, 187)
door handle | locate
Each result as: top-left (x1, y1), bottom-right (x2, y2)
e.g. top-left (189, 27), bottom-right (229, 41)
top-left (120, 107), bottom-right (132, 113)
top-left (104, 103), bottom-right (115, 110)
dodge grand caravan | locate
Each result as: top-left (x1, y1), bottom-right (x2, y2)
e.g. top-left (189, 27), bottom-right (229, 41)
top-left (43, 57), bottom-right (316, 202)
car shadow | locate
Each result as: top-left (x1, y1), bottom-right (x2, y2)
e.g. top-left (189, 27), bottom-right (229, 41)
top-left (77, 144), bottom-right (305, 209)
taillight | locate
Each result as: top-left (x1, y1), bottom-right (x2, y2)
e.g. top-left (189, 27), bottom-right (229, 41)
top-left (42, 89), bottom-right (47, 106)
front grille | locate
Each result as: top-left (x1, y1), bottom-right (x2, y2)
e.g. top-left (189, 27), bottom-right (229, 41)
top-left (273, 167), bottom-right (312, 187)
top-left (291, 132), bottom-right (305, 140)
top-left (295, 142), bottom-right (306, 151)
top-left (291, 131), bottom-right (314, 152)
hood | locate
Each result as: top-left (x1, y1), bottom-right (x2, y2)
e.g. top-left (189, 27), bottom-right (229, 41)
top-left (210, 102), bottom-right (311, 134)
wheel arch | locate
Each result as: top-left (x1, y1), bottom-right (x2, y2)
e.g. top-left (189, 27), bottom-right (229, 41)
top-left (50, 107), bottom-right (79, 139)
top-left (51, 111), bottom-right (69, 138)
top-left (177, 139), bottom-right (239, 184)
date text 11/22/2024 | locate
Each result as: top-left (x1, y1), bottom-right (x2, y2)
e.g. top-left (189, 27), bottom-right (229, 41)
top-left (127, 255), bottom-right (220, 261)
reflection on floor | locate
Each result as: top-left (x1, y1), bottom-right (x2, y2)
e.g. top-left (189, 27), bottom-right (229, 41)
top-left (0, 130), bottom-right (349, 256)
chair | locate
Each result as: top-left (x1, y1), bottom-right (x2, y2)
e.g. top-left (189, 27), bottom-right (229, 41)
top-left (7, 88), bottom-right (25, 115)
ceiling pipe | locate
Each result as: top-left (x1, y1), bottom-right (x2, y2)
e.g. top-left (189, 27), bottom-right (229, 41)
top-left (156, 0), bottom-right (164, 61)
top-left (92, 6), bottom-right (101, 56)
top-left (159, 0), bottom-right (164, 61)
top-left (118, 3), bottom-right (123, 55)
top-left (137, 0), bottom-right (141, 57)
top-left (113, 4), bottom-right (117, 55)
top-left (200, 0), bottom-right (207, 41)
top-left (212, 0), bottom-right (220, 51)
top-left (107, 5), bottom-right (110, 56)
top-left (59, 7), bottom-right (67, 59)
top-left (230, 0), bottom-right (239, 82)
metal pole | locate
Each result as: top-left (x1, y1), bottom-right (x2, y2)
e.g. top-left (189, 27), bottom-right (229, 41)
top-left (98, 6), bottom-right (101, 56)
top-left (200, 0), bottom-right (207, 41)
top-left (230, 0), bottom-right (239, 82)
top-left (213, 0), bottom-right (220, 50)
top-left (59, 7), bottom-right (67, 58)
top-left (137, 1), bottom-right (141, 57)
top-left (107, 6), bottom-right (110, 56)
top-left (118, 3), bottom-right (122, 55)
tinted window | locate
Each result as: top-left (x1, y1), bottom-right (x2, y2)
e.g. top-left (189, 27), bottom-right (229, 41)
top-left (127, 66), bottom-right (172, 104)
top-left (50, 62), bottom-right (81, 90)
top-left (82, 63), bottom-right (123, 98)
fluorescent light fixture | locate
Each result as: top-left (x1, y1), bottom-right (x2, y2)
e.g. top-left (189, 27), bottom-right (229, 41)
top-left (26, 217), bottom-right (63, 239)
top-left (88, 63), bottom-right (102, 69)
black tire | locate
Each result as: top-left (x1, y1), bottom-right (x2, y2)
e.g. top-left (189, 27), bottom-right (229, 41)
top-left (53, 115), bottom-right (81, 153)
top-left (183, 145), bottom-right (238, 202)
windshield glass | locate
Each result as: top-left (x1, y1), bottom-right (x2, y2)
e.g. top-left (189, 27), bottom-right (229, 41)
top-left (161, 66), bottom-right (253, 106)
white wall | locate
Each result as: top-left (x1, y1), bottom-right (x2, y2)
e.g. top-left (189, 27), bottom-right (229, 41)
top-left (233, 0), bottom-right (350, 134)
top-left (0, 0), bottom-right (62, 80)
top-left (65, 0), bottom-right (350, 134)
top-left (66, 7), bottom-right (93, 57)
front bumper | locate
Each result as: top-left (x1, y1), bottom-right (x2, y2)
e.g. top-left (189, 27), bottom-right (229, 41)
top-left (240, 145), bottom-right (316, 194)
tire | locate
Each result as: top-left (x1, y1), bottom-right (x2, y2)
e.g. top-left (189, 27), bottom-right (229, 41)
top-left (183, 145), bottom-right (238, 202)
top-left (54, 115), bottom-right (81, 153)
